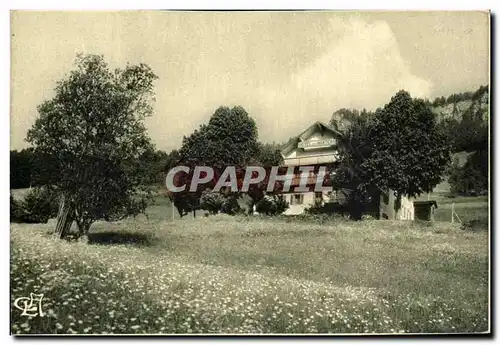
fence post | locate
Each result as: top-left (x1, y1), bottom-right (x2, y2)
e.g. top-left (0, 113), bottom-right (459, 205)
top-left (451, 202), bottom-right (455, 223)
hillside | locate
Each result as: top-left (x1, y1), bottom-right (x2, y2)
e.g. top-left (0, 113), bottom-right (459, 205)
top-left (330, 85), bottom-right (489, 137)
top-left (430, 85), bottom-right (489, 124)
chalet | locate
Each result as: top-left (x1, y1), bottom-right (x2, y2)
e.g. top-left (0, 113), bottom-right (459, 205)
top-left (279, 121), bottom-right (414, 220)
top-left (280, 122), bottom-right (340, 215)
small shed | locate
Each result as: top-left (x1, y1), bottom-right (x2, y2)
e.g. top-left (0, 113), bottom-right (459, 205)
top-left (413, 200), bottom-right (438, 221)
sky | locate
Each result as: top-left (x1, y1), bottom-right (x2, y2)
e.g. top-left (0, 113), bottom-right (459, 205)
top-left (10, 11), bottom-right (490, 152)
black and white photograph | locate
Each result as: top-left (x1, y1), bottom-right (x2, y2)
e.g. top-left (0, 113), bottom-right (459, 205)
top-left (8, 9), bottom-right (491, 336)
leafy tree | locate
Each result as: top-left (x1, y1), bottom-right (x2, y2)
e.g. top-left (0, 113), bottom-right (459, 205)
top-left (334, 90), bottom-right (451, 219)
top-left (330, 108), bottom-right (374, 135)
top-left (254, 142), bottom-right (283, 167)
top-left (454, 107), bottom-right (488, 152)
top-left (164, 149), bottom-right (181, 173)
top-left (139, 149), bottom-right (171, 185)
top-left (330, 108), bottom-right (359, 133)
top-left (179, 106), bottom-right (259, 169)
top-left (26, 53), bottom-right (158, 239)
top-left (437, 118), bottom-right (460, 152)
top-left (469, 148), bottom-right (489, 183)
top-left (444, 154), bottom-right (460, 176)
top-left (170, 106), bottom-right (259, 214)
top-left (10, 148), bottom-right (35, 189)
top-left (436, 106), bottom-right (487, 154)
top-left (449, 163), bottom-right (485, 195)
top-left (448, 149), bottom-right (488, 195)
top-left (10, 148), bottom-right (61, 189)
top-left (446, 91), bottom-right (473, 104)
top-left (168, 188), bottom-right (200, 218)
top-left (472, 85), bottom-right (488, 101)
top-left (363, 91), bottom-right (451, 199)
top-left (431, 85), bottom-right (488, 153)
top-left (332, 114), bottom-right (376, 219)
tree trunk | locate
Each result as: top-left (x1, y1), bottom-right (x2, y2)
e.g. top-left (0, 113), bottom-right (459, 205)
top-left (56, 195), bottom-right (74, 239)
top-left (347, 192), bottom-right (363, 221)
top-left (350, 202), bottom-right (363, 221)
top-left (173, 200), bottom-right (185, 218)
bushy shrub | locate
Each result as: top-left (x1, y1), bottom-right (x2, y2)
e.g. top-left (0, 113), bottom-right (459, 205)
top-left (10, 194), bottom-right (24, 222)
top-left (305, 201), bottom-right (356, 219)
top-left (255, 195), bottom-right (289, 216)
top-left (255, 196), bottom-right (273, 215)
top-left (200, 190), bottom-right (243, 216)
top-left (221, 196), bottom-right (242, 215)
top-left (200, 189), bottom-right (225, 215)
top-left (17, 187), bottom-right (59, 224)
top-left (304, 201), bottom-right (323, 215)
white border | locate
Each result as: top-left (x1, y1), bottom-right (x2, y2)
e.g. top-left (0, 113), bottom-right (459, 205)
top-left (2, 1), bottom-right (497, 10)
top-left (2, 2), bottom-right (497, 344)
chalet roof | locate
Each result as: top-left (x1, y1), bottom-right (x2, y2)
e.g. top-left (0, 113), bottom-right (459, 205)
top-left (280, 121), bottom-right (343, 157)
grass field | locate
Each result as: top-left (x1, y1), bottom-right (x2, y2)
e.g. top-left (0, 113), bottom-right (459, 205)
top-left (415, 192), bottom-right (488, 224)
top-left (10, 201), bottom-right (490, 334)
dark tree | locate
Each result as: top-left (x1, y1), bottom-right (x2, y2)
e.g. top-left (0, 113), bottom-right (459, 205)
top-left (332, 113), bottom-right (376, 219)
top-left (254, 142), bottom-right (284, 168)
top-left (164, 149), bottom-right (181, 173)
top-left (26, 53), bottom-right (158, 240)
top-left (448, 149), bottom-right (488, 195)
top-left (179, 106), bottom-right (259, 169)
top-left (333, 90), bottom-right (451, 219)
top-left (168, 106), bottom-right (260, 216)
top-left (362, 91), bottom-right (451, 199)
top-left (10, 148), bottom-right (35, 189)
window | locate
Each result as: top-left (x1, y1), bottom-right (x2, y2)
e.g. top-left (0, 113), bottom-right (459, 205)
top-left (315, 192), bottom-right (323, 202)
top-left (292, 194), bottom-right (303, 205)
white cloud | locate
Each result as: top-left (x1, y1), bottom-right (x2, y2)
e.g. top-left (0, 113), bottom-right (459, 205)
top-left (253, 18), bottom-right (433, 143)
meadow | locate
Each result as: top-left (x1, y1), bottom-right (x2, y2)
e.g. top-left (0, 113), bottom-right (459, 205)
top-left (10, 196), bottom-right (489, 335)
top-left (415, 192), bottom-right (489, 224)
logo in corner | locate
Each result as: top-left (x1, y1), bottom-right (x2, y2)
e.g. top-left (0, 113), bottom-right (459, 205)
top-left (14, 293), bottom-right (45, 317)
